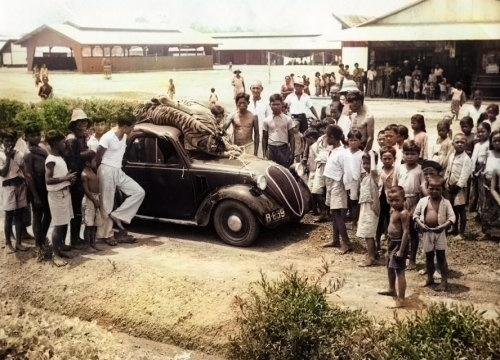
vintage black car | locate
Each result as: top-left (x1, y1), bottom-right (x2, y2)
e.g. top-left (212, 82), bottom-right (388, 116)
top-left (122, 123), bottom-right (311, 246)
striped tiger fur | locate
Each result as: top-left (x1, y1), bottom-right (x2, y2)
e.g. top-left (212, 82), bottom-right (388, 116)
top-left (134, 97), bottom-right (242, 158)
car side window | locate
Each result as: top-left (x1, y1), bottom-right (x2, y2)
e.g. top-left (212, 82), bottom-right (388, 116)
top-left (127, 135), bottom-right (179, 166)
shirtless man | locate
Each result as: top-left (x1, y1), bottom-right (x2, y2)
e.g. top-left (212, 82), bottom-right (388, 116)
top-left (413, 175), bottom-right (455, 291)
top-left (281, 76), bottom-right (294, 99)
top-left (378, 186), bottom-right (411, 308)
top-left (224, 93), bottom-right (259, 156)
top-left (346, 91), bottom-right (374, 151)
top-left (231, 70), bottom-right (245, 98)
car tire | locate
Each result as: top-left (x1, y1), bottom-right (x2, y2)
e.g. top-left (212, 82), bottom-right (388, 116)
top-left (213, 200), bottom-right (260, 247)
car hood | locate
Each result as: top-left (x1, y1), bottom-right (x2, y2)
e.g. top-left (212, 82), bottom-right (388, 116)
top-left (190, 153), bottom-right (272, 177)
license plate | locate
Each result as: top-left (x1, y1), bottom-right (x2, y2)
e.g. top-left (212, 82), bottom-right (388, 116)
top-left (265, 208), bottom-right (286, 223)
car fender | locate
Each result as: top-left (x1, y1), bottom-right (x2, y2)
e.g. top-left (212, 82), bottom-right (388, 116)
top-left (195, 184), bottom-right (280, 226)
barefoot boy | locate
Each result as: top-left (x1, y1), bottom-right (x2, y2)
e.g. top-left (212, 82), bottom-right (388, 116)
top-left (0, 129), bottom-right (28, 253)
top-left (413, 175), bottom-right (455, 291)
top-left (379, 186), bottom-right (411, 307)
top-left (45, 130), bottom-right (77, 265)
top-left (82, 155), bottom-right (102, 251)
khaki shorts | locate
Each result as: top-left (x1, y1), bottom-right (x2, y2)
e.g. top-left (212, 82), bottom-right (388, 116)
top-left (325, 178), bottom-right (347, 210)
top-left (422, 231), bottom-right (447, 252)
top-left (82, 193), bottom-right (103, 227)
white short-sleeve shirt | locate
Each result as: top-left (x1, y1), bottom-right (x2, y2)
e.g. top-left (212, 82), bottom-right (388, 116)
top-left (99, 130), bottom-right (127, 168)
top-left (284, 92), bottom-right (312, 115)
top-left (263, 113), bottom-right (294, 146)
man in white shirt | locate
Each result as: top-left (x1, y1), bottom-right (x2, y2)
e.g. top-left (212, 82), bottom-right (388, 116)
top-left (248, 80), bottom-right (271, 157)
top-left (461, 90), bottom-right (486, 126)
top-left (96, 116), bottom-right (145, 245)
top-left (262, 93), bottom-right (295, 167)
top-left (284, 77), bottom-right (319, 134)
top-left (366, 65), bottom-right (377, 98)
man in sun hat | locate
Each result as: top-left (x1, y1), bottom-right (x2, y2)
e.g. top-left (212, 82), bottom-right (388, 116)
top-left (231, 69), bottom-right (245, 98)
top-left (65, 108), bottom-right (95, 249)
top-left (248, 80), bottom-right (271, 157)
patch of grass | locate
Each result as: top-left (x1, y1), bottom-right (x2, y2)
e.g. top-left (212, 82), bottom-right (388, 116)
top-left (228, 269), bottom-right (500, 360)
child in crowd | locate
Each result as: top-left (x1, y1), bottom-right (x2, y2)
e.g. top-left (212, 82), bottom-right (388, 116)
top-left (411, 114), bottom-right (428, 160)
top-left (459, 116), bottom-right (475, 157)
top-left (82, 155), bottom-right (102, 251)
top-left (481, 130), bottom-right (500, 240)
top-left (414, 175), bottom-right (455, 291)
top-left (87, 121), bottom-right (109, 152)
top-left (377, 130), bottom-right (386, 150)
top-left (396, 125), bottom-right (409, 150)
top-left (45, 130), bottom-right (77, 266)
top-left (344, 130), bottom-right (364, 226)
top-left (397, 78), bottom-right (404, 98)
top-left (323, 125), bottom-right (352, 253)
top-left (378, 186), bottom-right (411, 308)
top-left (404, 74), bottom-right (412, 99)
top-left (0, 129), bottom-right (28, 253)
top-left (439, 79), bottom-right (448, 102)
top-left (209, 88), bottom-right (218, 106)
top-left (444, 134), bottom-right (473, 237)
top-left (423, 81), bottom-right (430, 103)
top-left (376, 146), bottom-right (396, 255)
top-left (167, 79), bottom-right (175, 99)
top-left (393, 140), bottom-right (425, 269)
top-left (483, 104), bottom-right (499, 133)
top-left (23, 122), bottom-right (51, 259)
top-left (469, 122), bottom-right (491, 212)
top-left (384, 124), bottom-right (402, 166)
top-left (357, 152), bottom-right (380, 266)
top-left (413, 76), bottom-right (421, 100)
top-left (314, 72), bottom-right (321, 97)
top-left (450, 82), bottom-right (466, 120)
top-left (308, 130), bottom-right (332, 222)
top-left (431, 120), bottom-right (453, 171)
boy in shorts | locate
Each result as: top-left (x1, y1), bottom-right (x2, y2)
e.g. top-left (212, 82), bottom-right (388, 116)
top-left (82, 155), bottom-right (103, 251)
top-left (378, 186), bottom-right (411, 308)
top-left (0, 129), bottom-right (28, 253)
top-left (413, 175), bottom-right (455, 291)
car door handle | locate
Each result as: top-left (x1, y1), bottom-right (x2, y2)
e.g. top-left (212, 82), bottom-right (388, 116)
top-left (181, 167), bottom-right (186, 179)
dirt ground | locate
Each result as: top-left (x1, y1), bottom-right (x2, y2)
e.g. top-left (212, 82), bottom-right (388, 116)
top-left (0, 66), bottom-right (498, 356)
top-left (0, 214), bottom-right (498, 357)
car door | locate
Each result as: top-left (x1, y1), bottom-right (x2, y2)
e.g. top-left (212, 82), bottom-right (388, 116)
top-left (123, 133), bottom-right (197, 220)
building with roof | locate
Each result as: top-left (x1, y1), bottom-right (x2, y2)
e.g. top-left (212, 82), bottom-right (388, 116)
top-left (16, 22), bottom-right (218, 73)
top-left (330, 0), bottom-right (500, 97)
top-left (211, 33), bottom-right (341, 65)
top-left (0, 39), bottom-right (27, 67)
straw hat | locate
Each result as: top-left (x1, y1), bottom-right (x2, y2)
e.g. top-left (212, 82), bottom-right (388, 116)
top-left (294, 77), bottom-right (304, 86)
top-left (339, 79), bottom-right (360, 93)
top-left (250, 80), bottom-right (263, 89)
top-left (233, 69), bottom-right (242, 74)
top-left (69, 108), bottom-right (89, 125)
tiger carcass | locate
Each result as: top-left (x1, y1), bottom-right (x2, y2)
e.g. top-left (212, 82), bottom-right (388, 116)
top-left (134, 97), bottom-right (242, 158)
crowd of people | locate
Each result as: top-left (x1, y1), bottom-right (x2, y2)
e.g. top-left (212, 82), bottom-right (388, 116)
top-left (2, 65), bottom-right (499, 308)
top-left (1, 109), bottom-right (145, 266)
top-left (223, 68), bottom-right (499, 307)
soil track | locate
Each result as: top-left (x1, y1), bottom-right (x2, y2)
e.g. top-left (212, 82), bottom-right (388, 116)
top-left (1, 215), bottom-right (498, 355)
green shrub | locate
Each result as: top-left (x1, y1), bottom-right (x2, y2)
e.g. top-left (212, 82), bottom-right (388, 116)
top-left (38, 98), bottom-right (73, 133)
top-left (228, 270), bottom-right (500, 360)
top-left (228, 269), bottom-right (369, 360)
top-left (14, 105), bottom-right (44, 131)
top-left (386, 303), bottom-right (500, 360)
top-left (0, 98), bottom-right (26, 129)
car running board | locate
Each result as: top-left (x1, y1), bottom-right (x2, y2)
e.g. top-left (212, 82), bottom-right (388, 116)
top-left (135, 215), bottom-right (197, 226)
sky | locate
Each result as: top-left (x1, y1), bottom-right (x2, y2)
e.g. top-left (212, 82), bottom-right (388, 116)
top-left (0, 0), bottom-right (413, 37)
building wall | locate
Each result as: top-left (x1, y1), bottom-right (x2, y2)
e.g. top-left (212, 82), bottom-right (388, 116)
top-left (342, 46), bottom-right (368, 69)
top-left (80, 55), bottom-right (213, 73)
top-left (377, 0), bottom-right (500, 25)
top-left (2, 43), bottom-right (27, 65)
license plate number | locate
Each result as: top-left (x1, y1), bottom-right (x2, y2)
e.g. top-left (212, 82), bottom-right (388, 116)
top-left (265, 208), bottom-right (286, 223)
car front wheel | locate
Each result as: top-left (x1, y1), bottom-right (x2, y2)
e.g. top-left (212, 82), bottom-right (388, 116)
top-left (213, 200), bottom-right (260, 246)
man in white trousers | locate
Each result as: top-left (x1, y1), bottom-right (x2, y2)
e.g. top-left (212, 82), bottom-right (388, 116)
top-left (95, 114), bottom-right (145, 245)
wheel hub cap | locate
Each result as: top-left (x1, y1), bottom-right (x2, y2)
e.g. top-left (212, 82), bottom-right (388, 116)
top-left (227, 214), bottom-right (243, 232)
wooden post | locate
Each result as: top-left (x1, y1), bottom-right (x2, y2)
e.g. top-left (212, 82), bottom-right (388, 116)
top-left (267, 51), bottom-right (271, 85)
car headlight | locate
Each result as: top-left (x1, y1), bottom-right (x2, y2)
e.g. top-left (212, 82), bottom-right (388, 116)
top-left (256, 175), bottom-right (267, 190)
